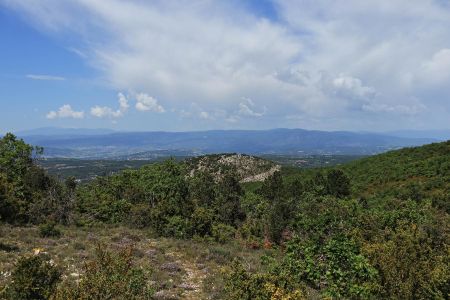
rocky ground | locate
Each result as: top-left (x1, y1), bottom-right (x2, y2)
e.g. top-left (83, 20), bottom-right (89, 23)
top-left (0, 225), bottom-right (268, 299)
top-left (186, 153), bottom-right (280, 183)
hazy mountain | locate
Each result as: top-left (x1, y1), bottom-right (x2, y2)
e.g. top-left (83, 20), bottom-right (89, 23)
top-left (16, 127), bottom-right (116, 137)
top-left (384, 129), bottom-right (450, 141)
top-left (18, 128), bottom-right (436, 158)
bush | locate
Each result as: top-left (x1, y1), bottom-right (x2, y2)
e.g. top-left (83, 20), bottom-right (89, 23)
top-left (163, 216), bottom-right (192, 238)
top-left (55, 245), bottom-right (153, 299)
top-left (326, 169), bottom-right (351, 198)
top-left (191, 207), bottom-right (214, 237)
top-left (280, 236), bottom-right (379, 298)
top-left (212, 223), bottom-right (236, 243)
top-left (224, 260), bottom-right (304, 300)
top-left (97, 198), bottom-right (132, 224)
top-left (127, 203), bottom-right (152, 229)
top-left (4, 254), bottom-right (61, 300)
top-left (362, 224), bottom-right (450, 299)
top-left (0, 174), bottom-right (20, 224)
top-left (39, 221), bottom-right (61, 238)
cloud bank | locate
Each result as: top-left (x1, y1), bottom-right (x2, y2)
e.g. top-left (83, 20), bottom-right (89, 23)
top-left (5, 0), bottom-right (450, 130)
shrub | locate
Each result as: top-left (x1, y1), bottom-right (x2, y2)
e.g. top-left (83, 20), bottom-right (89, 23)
top-left (55, 245), bottom-right (153, 299)
top-left (0, 174), bottom-right (20, 223)
top-left (127, 203), bottom-right (152, 229)
top-left (362, 224), bottom-right (450, 299)
top-left (4, 254), bottom-right (61, 300)
top-left (238, 219), bottom-right (263, 242)
top-left (224, 260), bottom-right (304, 300)
top-left (163, 216), bottom-right (192, 239)
top-left (281, 236), bottom-right (379, 298)
top-left (98, 198), bottom-right (132, 224)
top-left (190, 207), bottom-right (214, 237)
top-left (212, 223), bottom-right (236, 243)
top-left (39, 221), bottom-right (61, 238)
top-left (326, 169), bottom-right (351, 198)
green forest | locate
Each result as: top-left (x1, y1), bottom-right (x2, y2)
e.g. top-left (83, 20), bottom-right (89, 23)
top-left (0, 133), bottom-right (449, 299)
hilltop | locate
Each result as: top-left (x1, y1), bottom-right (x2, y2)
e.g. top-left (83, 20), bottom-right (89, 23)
top-left (185, 153), bottom-right (280, 183)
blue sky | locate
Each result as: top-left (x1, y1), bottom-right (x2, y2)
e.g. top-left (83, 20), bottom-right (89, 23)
top-left (1, 0), bottom-right (449, 133)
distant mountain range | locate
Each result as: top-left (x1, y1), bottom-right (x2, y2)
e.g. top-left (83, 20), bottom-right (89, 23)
top-left (12, 127), bottom-right (441, 159)
top-left (15, 127), bottom-right (116, 136)
top-left (383, 129), bottom-right (450, 141)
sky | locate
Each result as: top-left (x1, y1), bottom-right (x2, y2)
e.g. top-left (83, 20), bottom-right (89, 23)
top-left (0, 0), bottom-right (449, 133)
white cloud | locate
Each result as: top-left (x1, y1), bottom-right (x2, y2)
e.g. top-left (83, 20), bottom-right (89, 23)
top-left (26, 74), bottom-right (65, 81)
top-left (420, 48), bottom-right (450, 85)
top-left (275, 0), bottom-right (450, 123)
top-left (6, 0), bottom-right (450, 130)
top-left (238, 97), bottom-right (266, 117)
top-left (199, 111), bottom-right (211, 120)
top-left (46, 105), bottom-right (84, 119)
top-left (90, 106), bottom-right (121, 118)
top-left (362, 102), bottom-right (426, 115)
top-left (90, 92), bottom-right (129, 118)
top-left (135, 93), bottom-right (165, 113)
top-left (332, 75), bottom-right (375, 100)
top-left (179, 103), bottom-right (216, 120)
top-left (118, 92), bottom-right (129, 111)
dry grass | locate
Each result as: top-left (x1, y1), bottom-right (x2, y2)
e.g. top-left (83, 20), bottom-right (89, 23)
top-left (0, 224), bottom-right (271, 299)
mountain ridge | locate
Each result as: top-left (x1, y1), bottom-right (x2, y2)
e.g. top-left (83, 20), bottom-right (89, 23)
top-left (16, 128), bottom-right (436, 158)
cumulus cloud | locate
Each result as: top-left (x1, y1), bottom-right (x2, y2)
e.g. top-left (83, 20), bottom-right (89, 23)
top-left (238, 97), bottom-right (266, 117)
top-left (135, 93), bottom-right (165, 113)
top-left (332, 75), bottom-right (376, 100)
top-left (46, 105), bottom-right (84, 119)
top-left (421, 48), bottom-right (450, 85)
top-left (90, 106), bottom-right (121, 118)
top-left (6, 0), bottom-right (450, 130)
top-left (26, 74), bottom-right (65, 81)
top-left (90, 92), bottom-right (129, 118)
top-left (118, 92), bottom-right (129, 111)
top-left (199, 111), bottom-right (212, 120)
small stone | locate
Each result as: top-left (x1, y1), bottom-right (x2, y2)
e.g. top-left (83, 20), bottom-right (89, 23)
top-left (161, 262), bottom-right (181, 273)
top-left (145, 249), bottom-right (157, 258)
top-left (178, 283), bottom-right (196, 291)
top-left (153, 290), bottom-right (180, 300)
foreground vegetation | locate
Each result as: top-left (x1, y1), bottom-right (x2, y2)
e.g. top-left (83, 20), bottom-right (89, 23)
top-left (1, 133), bottom-right (449, 299)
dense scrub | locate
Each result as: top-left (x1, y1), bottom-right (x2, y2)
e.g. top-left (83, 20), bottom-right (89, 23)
top-left (1, 134), bottom-right (449, 299)
top-left (344, 141), bottom-right (450, 212)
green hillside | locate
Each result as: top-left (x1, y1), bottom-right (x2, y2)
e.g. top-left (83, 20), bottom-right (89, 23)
top-left (344, 140), bottom-right (450, 211)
